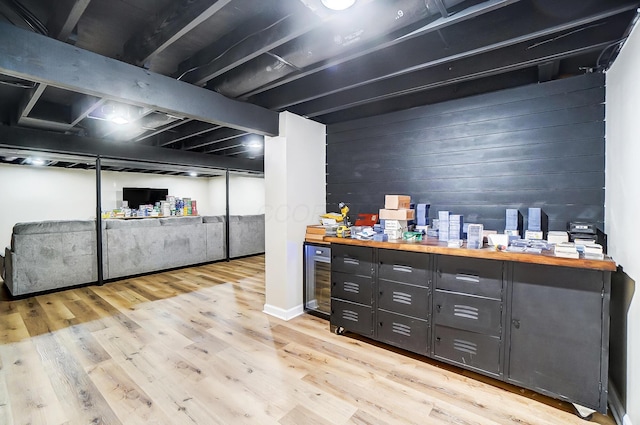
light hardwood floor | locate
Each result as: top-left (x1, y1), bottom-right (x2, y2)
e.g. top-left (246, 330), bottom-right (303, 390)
top-left (0, 255), bottom-right (615, 425)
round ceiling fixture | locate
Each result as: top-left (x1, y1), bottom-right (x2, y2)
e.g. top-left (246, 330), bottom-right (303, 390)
top-left (321, 0), bottom-right (356, 11)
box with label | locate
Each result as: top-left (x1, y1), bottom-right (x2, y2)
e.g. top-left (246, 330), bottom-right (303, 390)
top-left (384, 195), bottom-right (411, 210)
top-left (383, 229), bottom-right (404, 240)
top-left (379, 209), bottom-right (415, 220)
top-left (384, 220), bottom-right (408, 230)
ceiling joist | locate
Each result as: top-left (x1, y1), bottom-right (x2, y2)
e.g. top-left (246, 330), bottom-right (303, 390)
top-left (0, 22), bottom-right (279, 137)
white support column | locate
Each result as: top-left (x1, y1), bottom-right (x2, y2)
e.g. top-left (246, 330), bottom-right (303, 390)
top-left (263, 112), bottom-right (326, 320)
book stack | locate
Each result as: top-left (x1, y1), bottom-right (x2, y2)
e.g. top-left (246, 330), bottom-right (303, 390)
top-left (583, 243), bottom-right (604, 260)
top-left (449, 214), bottom-right (464, 241)
top-left (438, 211), bottom-right (450, 241)
top-left (466, 223), bottom-right (484, 249)
top-left (554, 242), bottom-right (579, 259)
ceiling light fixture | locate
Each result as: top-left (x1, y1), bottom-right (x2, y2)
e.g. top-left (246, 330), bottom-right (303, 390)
top-left (31, 158), bottom-right (45, 166)
top-left (189, 172), bottom-right (198, 177)
top-left (321, 0), bottom-right (356, 11)
top-left (110, 116), bottom-right (129, 125)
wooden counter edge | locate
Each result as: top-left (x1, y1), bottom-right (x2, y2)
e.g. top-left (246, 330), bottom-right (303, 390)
top-left (324, 236), bottom-right (616, 272)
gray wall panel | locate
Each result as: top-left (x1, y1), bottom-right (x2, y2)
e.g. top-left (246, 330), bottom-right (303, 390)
top-left (326, 74), bottom-right (605, 233)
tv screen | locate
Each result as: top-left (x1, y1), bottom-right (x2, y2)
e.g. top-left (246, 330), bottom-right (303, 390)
top-left (123, 187), bottom-right (168, 209)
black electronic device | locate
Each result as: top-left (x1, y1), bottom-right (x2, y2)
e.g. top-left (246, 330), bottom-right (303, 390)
top-left (569, 222), bottom-right (598, 235)
top-left (123, 187), bottom-right (168, 209)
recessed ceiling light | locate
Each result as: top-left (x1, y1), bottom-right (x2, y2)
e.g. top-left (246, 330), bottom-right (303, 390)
top-left (31, 158), bottom-right (45, 166)
top-left (111, 116), bottom-right (129, 125)
top-left (189, 172), bottom-right (198, 177)
top-left (321, 0), bottom-right (356, 10)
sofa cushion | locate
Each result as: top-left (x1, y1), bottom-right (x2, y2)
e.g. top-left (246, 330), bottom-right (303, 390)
top-left (203, 215), bottom-right (225, 223)
top-left (105, 218), bottom-right (161, 229)
top-left (13, 220), bottom-right (95, 235)
top-left (160, 216), bottom-right (203, 226)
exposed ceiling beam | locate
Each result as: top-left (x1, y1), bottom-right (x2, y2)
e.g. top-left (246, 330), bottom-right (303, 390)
top-left (292, 22), bottom-right (621, 118)
top-left (48, 0), bottom-right (92, 42)
top-left (0, 22), bottom-right (279, 136)
top-left (139, 121), bottom-right (223, 147)
top-left (70, 96), bottom-right (105, 127)
top-left (124, 0), bottom-right (233, 67)
top-left (252, 1), bottom-right (638, 110)
top-left (182, 6), bottom-right (322, 86)
top-left (17, 82), bottom-right (47, 120)
top-left (134, 118), bottom-right (193, 143)
top-left (538, 61), bottom-right (560, 82)
top-left (238, 0), bottom-right (522, 100)
top-left (181, 128), bottom-right (249, 150)
top-left (0, 125), bottom-right (264, 172)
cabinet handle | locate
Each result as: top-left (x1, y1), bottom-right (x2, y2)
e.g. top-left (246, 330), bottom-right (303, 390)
top-left (512, 319), bottom-right (520, 329)
top-left (436, 337), bottom-right (441, 343)
top-left (392, 264), bottom-right (412, 273)
top-left (436, 304), bottom-right (441, 313)
top-left (379, 322), bottom-right (383, 327)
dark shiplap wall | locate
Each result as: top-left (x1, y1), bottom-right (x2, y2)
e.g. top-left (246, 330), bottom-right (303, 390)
top-left (326, 73), bottom-right (605, 232)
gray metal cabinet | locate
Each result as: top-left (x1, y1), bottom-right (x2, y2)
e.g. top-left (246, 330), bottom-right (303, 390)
top-left (506, 263), bottom-right (610, 413)
top-left (330, 245), bottom-right (375, 335)
top-left (376, 249), bottom-right (431, 355)
top-left (432, 256), bottom-right (505, 377)
top-left (327, 242), bottom-right (612, 416)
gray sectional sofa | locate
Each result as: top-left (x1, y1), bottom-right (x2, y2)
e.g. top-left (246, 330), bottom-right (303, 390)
top-left (0, 214), bottom-right (264, 296)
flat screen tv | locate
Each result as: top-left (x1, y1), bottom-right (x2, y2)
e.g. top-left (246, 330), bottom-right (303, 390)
top-left (123, 187), bottom-right (168, 209)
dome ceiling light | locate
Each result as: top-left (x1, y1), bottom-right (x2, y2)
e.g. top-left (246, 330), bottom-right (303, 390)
top-left (321, 0), bottom-right (356, 11)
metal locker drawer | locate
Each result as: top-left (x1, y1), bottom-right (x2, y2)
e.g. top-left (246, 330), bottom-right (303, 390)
top-left (378, 249), bottom-right (429, 287)
top-left (435, 256), bottom-right (503, 300)
top-left (377, 310), bottom-right (429, 355)
top-left (331, 272), bottom-right (373, 306)
top-left (433, 325), bottom-right (501, 376)
top-left (378, 280), bottom-right (429, 320)
top-left (433, 290), bottom-right (502, 336)
top-left (331, 298), bottom-right (373, 336)
top-left (331, 244), bottom-right (373, 276)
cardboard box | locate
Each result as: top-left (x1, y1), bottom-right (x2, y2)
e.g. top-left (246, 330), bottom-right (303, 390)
top-left (384, 195), bottom-right (411, 210)
top-left (379, 208), bottom-right (415, 220)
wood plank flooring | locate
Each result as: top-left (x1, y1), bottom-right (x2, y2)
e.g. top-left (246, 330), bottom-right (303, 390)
top-left (0, 256), bottom-right (615, 425)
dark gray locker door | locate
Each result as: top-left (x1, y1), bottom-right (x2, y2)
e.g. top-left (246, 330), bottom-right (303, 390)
top-left (508, 264), bottom-right (605, 411)
top-left (433, 290), bottom-right (502, 336)
top-left (377, 310), bottom-right (429, 355)
top-left (331, 244), bottom-right (374, 276)
top-left (331, 298), bottom-right (373, 336)
top-left (433, 325), bottom-right (501, 376)
top-left (436, 256), bottom-right (503, 300)
top-left (332, 272), bottom-right (373, 306)
top-left (378, 280), bottom-right (429, 320)
top-left (378, 249), bottom-right (429, 287)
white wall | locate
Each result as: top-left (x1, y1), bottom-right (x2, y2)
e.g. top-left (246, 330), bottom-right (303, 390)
top-left (605, 22), bottom-right (640, 425)
top-left (264, 112), bottom-right (326, 320)
top-left (207, 174), bottom-right (265, 215)
top-left (0, 164), bottom-right (265, 254)
top-left (0, 164), bottom-right (96, 249)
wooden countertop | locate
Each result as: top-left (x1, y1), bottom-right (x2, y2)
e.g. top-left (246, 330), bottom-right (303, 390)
top-left (324, 236), bottom-right (617, 272)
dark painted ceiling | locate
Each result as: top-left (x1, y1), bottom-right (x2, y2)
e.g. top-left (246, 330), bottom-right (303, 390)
top-left (0, 0), bottom-right (638, 174)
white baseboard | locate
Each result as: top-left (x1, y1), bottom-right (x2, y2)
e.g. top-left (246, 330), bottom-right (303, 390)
top-left (263, 303), bottom-right (304, 321)
top-left (609, 382), bottom-right (633, 425)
